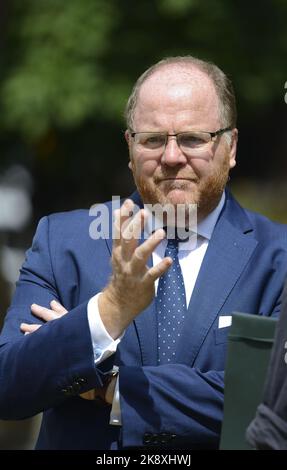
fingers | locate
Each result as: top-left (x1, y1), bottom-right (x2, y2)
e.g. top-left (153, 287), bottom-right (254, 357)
top-left (121, 207), bottom-right (145, 241)
top-left (50, 300), bottom-right (68, 314)
top-left (131, 228), bottom-right (166, 272)
top-left (20, 300), bottom-right (68, 335)
top-left (113, 199), bottom-right (135, 247)
top-left (113, 199), bottom-right (148, 266)
top-left (31, 303), bottom-right (59, 321)
top-left (113, 198), bottom-right (146, 243)
top-left (121, 209), bottom-right (146, 260)
top-left (20, 323), bottom-right (41, 335)
top-left (30, 300), bottom-right (67, 322)
top-left (144, 256), bottom-right (173, 284)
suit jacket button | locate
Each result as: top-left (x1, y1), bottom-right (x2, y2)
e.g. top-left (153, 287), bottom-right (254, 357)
top-left (72, 381), bottom-right (82, 394)
top-left (151, 433), bottom-right (159, 445)
top-left (143, 433), bottom-right (152, 444)
top-left (62, 385), bottom-right (74, 396)
top-left (159, 432), bottom-right (169, 444)
top-left (77, 378), bottom-right (86, 384)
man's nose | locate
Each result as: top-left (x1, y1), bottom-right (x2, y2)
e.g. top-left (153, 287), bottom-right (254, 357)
top-left (161, 136), bottom-right (187, 167)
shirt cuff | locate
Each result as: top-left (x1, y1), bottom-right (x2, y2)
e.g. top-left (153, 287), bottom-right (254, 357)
top-left (87, 293), bottom-right (125, 364)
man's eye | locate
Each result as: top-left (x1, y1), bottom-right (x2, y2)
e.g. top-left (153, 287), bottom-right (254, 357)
top-left (143, 135), bottom-right (165, 147)
top-left (180, 134), bottom-right (206, 147)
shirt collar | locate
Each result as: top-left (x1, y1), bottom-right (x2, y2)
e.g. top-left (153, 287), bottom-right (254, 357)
top-left (197, 191), bottom-right (225, 240)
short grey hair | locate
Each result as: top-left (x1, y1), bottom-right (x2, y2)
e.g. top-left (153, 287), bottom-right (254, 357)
top-left (125, 56), bottom-right (237, 132)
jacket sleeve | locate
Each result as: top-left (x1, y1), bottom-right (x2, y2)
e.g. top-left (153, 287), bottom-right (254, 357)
top-left (0, 217), bottom-right (114, 420)
top-left (119, 364), bottom-right (224, 449)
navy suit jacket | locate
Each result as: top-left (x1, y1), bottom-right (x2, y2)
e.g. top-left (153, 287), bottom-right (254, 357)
top-left (0, 190), bottom-right (287, 449)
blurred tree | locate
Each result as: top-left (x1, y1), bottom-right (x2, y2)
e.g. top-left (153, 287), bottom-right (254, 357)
top-left (1, 0), bottom-right (287, 135)
top-left (0, 0), bottom-right (122, 137)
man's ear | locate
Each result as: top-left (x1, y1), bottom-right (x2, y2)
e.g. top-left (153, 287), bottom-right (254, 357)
top-left (124, 130), bottom-right (130, 144)
top-left (126, 131), bottom-right (134, 170)
top-left (229, 128), bottom-right (238, 169)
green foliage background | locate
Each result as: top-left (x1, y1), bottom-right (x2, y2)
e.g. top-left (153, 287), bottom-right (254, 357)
top-left (0, 0), bottom-right (287, 449)
top-left (0, 0), bottom-right (287, 220)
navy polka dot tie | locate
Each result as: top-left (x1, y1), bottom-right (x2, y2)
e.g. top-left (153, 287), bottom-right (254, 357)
top-left (156, 237), bottom-right (187, 364)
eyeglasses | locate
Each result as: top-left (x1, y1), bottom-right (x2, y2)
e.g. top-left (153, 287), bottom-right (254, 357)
top-left (130, 127), bottom-right (232, 155)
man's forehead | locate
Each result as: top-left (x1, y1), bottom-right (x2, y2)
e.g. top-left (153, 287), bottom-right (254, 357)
top-left (139, 65), bottom-right (214, 96)
top-left (136, 68), bottom-right (218, 113)
top-left (134, 66), bottom-right (219, 124)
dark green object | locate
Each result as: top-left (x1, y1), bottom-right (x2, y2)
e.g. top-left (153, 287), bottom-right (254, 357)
top-left (220, 312), bottom-right (277, 450)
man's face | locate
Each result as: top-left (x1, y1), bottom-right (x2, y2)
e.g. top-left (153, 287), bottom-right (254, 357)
top-left (126, 66), bottom-right (237, 220)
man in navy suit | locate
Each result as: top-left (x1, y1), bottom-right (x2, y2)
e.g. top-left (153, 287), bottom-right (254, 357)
top-left (1, 56), bottom-right (287, 450)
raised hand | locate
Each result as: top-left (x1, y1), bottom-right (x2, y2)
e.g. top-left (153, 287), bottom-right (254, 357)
top-left (98, 198), bottom-right (172, 339)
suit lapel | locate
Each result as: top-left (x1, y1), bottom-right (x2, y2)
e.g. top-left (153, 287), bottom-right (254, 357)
top-left (176, 203), bottom-right (258, 365)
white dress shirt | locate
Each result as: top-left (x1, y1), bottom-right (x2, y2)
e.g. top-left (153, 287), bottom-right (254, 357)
top-left (87, 192), bottom-right (226, 425)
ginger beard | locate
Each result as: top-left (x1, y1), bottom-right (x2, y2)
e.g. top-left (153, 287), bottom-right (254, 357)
top-left (129, 151), bottom-right (231, 222)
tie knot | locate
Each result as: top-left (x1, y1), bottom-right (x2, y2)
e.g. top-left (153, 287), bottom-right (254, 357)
top-left (166, 237), bottom-right (179, 249)
top-left (164, 226), bottom-right (190, 245)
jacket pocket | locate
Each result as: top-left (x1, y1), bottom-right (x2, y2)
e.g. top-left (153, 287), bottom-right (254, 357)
top-left (214, 326), bottom-right (230, 345)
